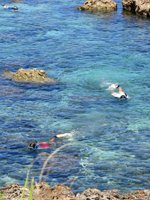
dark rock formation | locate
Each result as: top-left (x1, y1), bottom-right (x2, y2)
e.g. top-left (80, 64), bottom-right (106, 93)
top-left (0, 85), bottom-right (23, 96)
top-left (122, 0), bottom-right (150, 17)
top-left (78, 0), bottom-right (117, 12)
top-left (3, 68), bottom-right (57, 84)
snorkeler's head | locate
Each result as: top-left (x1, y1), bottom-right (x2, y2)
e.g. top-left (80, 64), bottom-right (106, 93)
top-left (116, 84), bottom-right (120, 89)
top-left (112, 83), bottom-right (120, 89)
top-left (28, 142), bottom-right (37, 150)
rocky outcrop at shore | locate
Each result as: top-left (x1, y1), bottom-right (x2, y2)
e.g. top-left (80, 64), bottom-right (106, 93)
top-left (3, 68), bottom-right (57, 84)
top-left (122, 0), bottom-right (150, 17)
top-left (77, 188), bottom-right (120, 200)
top-left (78, 0), bottom-right (117, 12)
top-left (1, 182), bottom-right (150, 200)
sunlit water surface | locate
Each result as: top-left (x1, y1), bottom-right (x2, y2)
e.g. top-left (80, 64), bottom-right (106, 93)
top-left (0, 0), bottom-right (150, 193)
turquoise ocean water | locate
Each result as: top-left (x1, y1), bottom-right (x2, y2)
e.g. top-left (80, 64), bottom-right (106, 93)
top-left (0, 0), bottom-right (150, 193)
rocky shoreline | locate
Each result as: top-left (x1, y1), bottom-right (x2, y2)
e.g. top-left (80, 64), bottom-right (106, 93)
top-left (122, 0), bottom-right (150, 17)
top-left (0, 182), bottom-right (150, 200)
top-left (78, 0), bottom-right (150, 17)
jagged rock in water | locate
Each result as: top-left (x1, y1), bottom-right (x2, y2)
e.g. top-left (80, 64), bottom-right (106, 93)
top-left (3, 68), bottom-right (57, 84)
top-left (122, 0), bottom-right (150, 17)
top-left (78, 0), bottom-right (117, 12)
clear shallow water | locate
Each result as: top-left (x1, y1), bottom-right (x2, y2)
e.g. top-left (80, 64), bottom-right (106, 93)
top-left (0, 0), bottom-right (150, 193)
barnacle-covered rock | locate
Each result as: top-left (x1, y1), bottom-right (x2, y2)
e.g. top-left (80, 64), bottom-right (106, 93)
top-left (78, 0), bottom-right (117, 12)
top-left (3, 68), bottom-right (57, 84)
top-left (122, 0), bottom-right (150, 17)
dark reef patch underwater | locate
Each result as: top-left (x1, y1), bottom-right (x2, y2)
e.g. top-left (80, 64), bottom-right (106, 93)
top-left (0, 0), bottom-right (150, 195)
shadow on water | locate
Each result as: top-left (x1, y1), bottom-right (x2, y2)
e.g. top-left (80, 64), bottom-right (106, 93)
top-left (77, 9), bottom-right (117, 19)
top-left (122, 10), bottom-right (150, 21)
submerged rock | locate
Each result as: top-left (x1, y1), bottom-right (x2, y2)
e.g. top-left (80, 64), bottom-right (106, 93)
top-left (122, 0), bottom-right (150, 17)
top-left (0, 85), bottom-right (23, 96)
top-left (3, 68), bottom-right (57, 84)
top-left (78, 0), bottom-right (117, 12)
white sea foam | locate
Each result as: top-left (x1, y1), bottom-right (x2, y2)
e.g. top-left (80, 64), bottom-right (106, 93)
top-left (99, 80), bottom-right (117, 91)
top-left (107, 83), bottom-right (118, 91)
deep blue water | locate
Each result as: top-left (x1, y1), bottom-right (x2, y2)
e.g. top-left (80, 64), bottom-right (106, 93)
top-left (0, 0), bottom-right (150, 193)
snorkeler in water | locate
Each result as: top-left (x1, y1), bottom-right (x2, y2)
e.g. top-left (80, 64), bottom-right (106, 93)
top-left (28, 137), bottom-right (56, 150)
top-left (108, 83), bottom-right (128, 99)
top-left (28, 132), bottom-right (74, 150)
top-left (2, 4), bottom-right (18, 11)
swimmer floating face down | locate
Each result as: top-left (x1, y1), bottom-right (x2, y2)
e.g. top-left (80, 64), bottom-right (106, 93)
top-left (28, 132), bottom-right (75, 150)
top-left (2, 4), bottom-right (18, 11)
